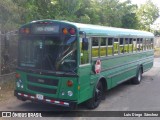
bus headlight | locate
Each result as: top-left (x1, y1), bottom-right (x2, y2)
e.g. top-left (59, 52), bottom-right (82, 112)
top-left (16, 81), bottom-right (20, 88)
top-left (16, 80), bottom-right (24, 89)
top-left (21, 84), bottom-right (24, 88)
top-left (67, 91), bottom-right (73, 96)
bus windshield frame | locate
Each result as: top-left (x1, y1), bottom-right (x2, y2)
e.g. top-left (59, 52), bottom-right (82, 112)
top-left (18, 22), bottom-right (78, 76)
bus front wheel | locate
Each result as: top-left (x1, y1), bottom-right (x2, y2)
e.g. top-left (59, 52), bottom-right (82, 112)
top-left (132, 68), bottom-right (142, 84)
top-left (86, 81), bottom-right (103, 109)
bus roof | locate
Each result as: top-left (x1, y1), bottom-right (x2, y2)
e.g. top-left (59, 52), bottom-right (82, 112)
top-left (28, 20), bottom-right (154, 38)
top-left (62, 21), bottom-right (154, 38)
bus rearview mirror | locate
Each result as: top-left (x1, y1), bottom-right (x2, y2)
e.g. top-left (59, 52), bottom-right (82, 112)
top-left (82, 38), bottom-right (89, 50)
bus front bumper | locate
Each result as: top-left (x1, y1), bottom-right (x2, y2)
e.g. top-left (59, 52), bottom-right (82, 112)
top-left (14, 90), bottom-right (77, 109)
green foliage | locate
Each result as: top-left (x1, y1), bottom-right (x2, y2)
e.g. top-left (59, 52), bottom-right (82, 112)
top-left (136, 0), bottom-right (159, 31)
top-left (0, 0), bottom-right (21, 32)
top-left (0, 0), bottom-right (159, 32)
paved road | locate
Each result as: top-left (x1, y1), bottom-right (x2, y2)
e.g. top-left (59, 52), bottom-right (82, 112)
top-left (1, 58), bottom-right (160, 120)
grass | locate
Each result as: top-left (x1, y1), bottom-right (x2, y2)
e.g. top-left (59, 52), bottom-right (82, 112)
top-left (154, 47), bottom-right (160, 58)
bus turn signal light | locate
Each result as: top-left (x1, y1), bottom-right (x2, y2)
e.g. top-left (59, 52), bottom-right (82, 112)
top-left (67, 80), bottom-right (73, 87)
top-left (15, 73), bottom-right (20, 79)
top-left (69, 28), bottom-right (76, 35)
top-left (20, 28), bottom-right (30, 34)
top-left (62, 28), bottom-right (68, 35)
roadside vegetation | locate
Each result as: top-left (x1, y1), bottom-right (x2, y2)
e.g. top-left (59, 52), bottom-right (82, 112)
top-left (0, 0), bottom-right (159, 33)
top-left (154, 47), bottom-right (160, 58)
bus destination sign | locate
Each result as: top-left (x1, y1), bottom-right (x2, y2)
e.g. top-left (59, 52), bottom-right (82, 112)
top-left (32, 24), bottom-right (59, 34)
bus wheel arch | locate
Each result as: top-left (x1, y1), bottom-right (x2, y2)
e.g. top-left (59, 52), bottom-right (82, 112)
top-left (140, 64), bottom-right (144, 73)
top-left (86, 77), bottom-right (107, 109)
top-left (132, 65), bottom-right (143, 84)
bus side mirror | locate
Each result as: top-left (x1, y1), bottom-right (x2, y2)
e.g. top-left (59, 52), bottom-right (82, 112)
top-left (79, 31), bottom-right (88, 50)
top-left (82, 38), bottom-right (88, 50)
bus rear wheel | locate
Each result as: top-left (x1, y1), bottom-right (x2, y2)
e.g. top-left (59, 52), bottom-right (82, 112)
top-left (86, 81), bottom-right (103, 109)
top-left (132, 68), bottom-right (142, 84)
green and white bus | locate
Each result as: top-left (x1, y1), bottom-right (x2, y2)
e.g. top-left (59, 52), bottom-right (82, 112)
top-left (14, 20), bottom-right (154, 109)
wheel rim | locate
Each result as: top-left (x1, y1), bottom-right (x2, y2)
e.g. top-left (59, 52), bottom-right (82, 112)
top-left (95, 83), bottom-right (102, 103)
top-left (138, 70), bottom-right (141, 82)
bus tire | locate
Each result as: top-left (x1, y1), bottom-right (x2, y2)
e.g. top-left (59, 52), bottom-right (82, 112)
top-left (86, 81), bottom-right (103, 109)
top-left (132, 68), bottom-right (142, 84)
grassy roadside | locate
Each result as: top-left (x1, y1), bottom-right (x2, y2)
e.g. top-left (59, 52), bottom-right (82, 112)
top-left (154, 47), bottom-right (160, 58)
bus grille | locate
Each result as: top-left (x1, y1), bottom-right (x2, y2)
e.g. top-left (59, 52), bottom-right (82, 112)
top-left (28, 84), bottom-right (57, 94)
top-left (27, 75), bottom-right (59, 86)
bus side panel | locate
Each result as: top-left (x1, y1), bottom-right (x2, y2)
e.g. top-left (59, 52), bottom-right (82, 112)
top-left (101, 56), bottom-right (129, 88)
top-left (143, 51), bottom-right (154, 72)
top-left (78, 65), bottom-right (94, 104)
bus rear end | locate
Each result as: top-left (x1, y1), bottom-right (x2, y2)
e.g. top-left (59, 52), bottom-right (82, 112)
top-left (14, 20), bottom-right (79, 109)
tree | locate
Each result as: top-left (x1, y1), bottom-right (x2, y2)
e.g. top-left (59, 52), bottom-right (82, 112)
top-left (136, 0), bottom-right (159, 31)
top-left (0, 0), bottom-right (22, 32)
top-left (121, 0), bottom-right (139, 29)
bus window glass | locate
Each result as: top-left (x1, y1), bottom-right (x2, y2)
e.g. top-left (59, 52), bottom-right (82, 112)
top-left (133, 39), bottom-right (137, 52)
top-left (143, 39), bottom-right (146, 50)
top-left (129, 38), bottom-right (133, 52)
top-left (114, 38), bottom-right (119, 55)
top-left (149, 39), bottom-right (152, 49)
top-left (80, 37), bottom-right (90, 64)
top-left (107, 38), bottom-right (113, 56)
top-left (140, 38), bottom-right (143, 51)
top-left (146, 39), bottom-right (149, 50)
top-left (124, 38), bottom-right (129, 53)
top-left (92, 37), bottom-right (99, 57)
top-left (120, 38), bottom-right (124, 54)
top-left (100, 38), bottom-right (106, 56)
top-left (151, 39), bottom-right (153, 49)
top-left (137, 38), bottom-right (140, 51)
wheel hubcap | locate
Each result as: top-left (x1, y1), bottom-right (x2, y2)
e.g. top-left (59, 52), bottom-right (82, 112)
top-left (95, 87), bottom-right (102, 102)
top-left (138, 71), bottom-right (141, 81)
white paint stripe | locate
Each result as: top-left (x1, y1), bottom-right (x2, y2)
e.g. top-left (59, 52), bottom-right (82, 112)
top-left (18, 93), bottom-right (21, 95)
top-left (46, 99), bottom-right (51, 102)
top-left (54, 101), bottom-right (60, 104)
top-left (64, 102), bottom-right (69, 106)
top-left (24, 94), bottom-right (28, 97)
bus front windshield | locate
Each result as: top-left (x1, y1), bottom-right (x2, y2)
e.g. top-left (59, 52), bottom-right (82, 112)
top-left (19, 35), bottom-right (77, 73)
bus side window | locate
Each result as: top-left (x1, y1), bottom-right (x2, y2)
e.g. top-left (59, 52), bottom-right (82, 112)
top-left (120, 38), bottom-right (124, 54)
top-left (146, 39), bottom-right (149, 50)
top-left (124, 38), bottom-right (129, 53)
top-left (129, 38), bottom-right (133, 53)
top-left (148, 39), bottom-right (152, 49)
top-left (137, 38), bottom-right (140, 51)
top-left (151, 38), bottom-right (153, 49)
top-left (133, 39), bottom-right (137, 52)
top-left (80, 37), bottom-right (90, 64)
top-left (114, 38), bottom-right (119, 55)
top-left (107, 38), bottom-right (113, 56)
top-left (100, 38), bottom-right (106, 57)
top-left (92, 37), bottom-right (99, 57)
top-left (143, 38), bottom-right (146, 51)
top-left (140, 38), bottom-right (143, 51)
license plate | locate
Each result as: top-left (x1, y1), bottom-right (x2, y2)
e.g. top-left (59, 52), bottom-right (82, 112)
top-left (36, 94), bottom-right (44, 100)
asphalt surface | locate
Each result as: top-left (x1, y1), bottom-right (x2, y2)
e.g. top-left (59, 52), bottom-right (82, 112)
top-left (1, 58), bottom-right (160, 120)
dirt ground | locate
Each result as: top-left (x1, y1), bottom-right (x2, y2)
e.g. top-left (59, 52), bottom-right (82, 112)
top-left (0, 77), bottom-right (15, 105)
